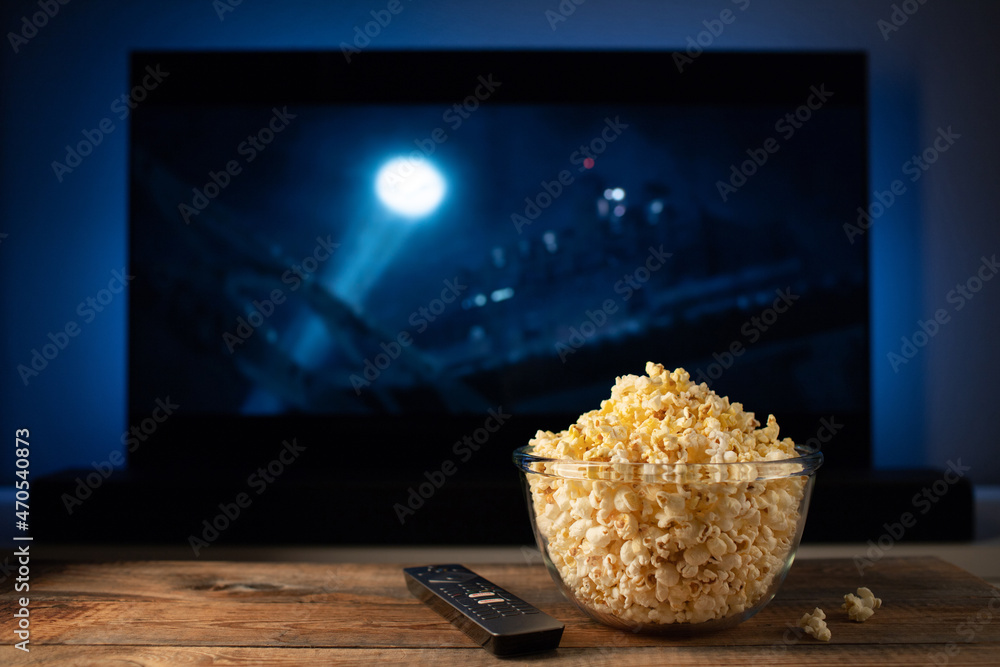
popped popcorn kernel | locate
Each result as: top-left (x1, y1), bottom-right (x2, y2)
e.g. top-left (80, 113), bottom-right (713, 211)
top-left (843, 586), bottom-right (882, 622)
top-left (524, 363), bottom-right (814, 627)
top-left (799, 607), bottom-right (832, 641)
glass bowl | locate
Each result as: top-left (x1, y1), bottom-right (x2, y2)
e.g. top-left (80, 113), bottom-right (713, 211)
top-left (513, 444), bottom-right (822, 634)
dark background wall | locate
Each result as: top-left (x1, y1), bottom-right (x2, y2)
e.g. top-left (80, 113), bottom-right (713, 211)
top-left (1, 0), bottom-right (998, 490)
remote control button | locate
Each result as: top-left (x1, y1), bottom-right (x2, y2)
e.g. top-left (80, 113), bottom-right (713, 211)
top-left (477, 598), bottom-right (506, 604)
top-left (427, 572), bottom-right (478, 584)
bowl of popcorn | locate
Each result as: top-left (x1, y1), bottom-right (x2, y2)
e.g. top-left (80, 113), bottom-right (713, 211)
top-left (513, 362), bottom-right (823, 634)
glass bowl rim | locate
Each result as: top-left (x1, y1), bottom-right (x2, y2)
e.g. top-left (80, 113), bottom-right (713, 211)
top-left (512, 443), bottom-right (823, 482)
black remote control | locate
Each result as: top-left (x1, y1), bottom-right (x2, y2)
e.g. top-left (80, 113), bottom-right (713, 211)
top-left (403, 564), bottom-right (564, 656)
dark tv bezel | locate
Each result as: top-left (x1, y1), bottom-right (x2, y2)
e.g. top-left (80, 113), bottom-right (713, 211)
top-left (126, 49), bottom-right (871, 490)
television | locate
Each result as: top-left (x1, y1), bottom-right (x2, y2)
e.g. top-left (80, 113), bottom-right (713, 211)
top-left (121, 49), bottom-right (870, 544)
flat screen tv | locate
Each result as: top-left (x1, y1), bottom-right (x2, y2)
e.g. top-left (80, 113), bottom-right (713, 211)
top-left (126, 49), bottom-right (869, 543)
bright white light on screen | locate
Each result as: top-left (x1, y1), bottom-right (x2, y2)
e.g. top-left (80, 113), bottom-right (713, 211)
top-left (375, 157), bottom-right (446, 218)
top-left (490, 287), bottom-right (514, 303)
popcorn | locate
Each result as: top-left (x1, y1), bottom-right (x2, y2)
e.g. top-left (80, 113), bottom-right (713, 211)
top-left (526, 363), bottom-right (809, 627)
top-left (799, 607), bottom-right (832, 641)
top-left (843, 587), bottom-right (882, 622)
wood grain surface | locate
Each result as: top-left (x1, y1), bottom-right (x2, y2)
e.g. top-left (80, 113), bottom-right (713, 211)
top-left (2, 556), bottom-right (999, 665)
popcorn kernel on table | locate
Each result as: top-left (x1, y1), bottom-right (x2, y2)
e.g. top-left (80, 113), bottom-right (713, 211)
top-left (843, 586), bottom-right (883, 622)
top-left (799, 607), bottom-right (832, 641)
top-left (527, 363), bottom-right (808, 626)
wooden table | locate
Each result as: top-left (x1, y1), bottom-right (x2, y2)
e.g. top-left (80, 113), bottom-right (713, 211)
top-left (3, 556), bottom-right (999, 665)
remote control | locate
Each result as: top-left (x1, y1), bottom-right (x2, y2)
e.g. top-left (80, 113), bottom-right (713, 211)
top-left (403, 564), bottom-right (564, 656)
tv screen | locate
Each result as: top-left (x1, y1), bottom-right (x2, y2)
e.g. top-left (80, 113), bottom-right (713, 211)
top-left (127, 50), bottom-right (869, 542)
